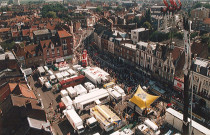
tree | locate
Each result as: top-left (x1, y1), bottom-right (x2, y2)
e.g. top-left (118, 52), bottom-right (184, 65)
top-left (133, 17), bottom-right (140, 24)
top-left (41, 4), bottom-right (67, 18)
top-left (145, 9), bottom-right (151, 23)
top-left (1, 41), bottom-right (16, 50)
top-left (150, 31), bottom-right (169, 42)
top-left (95, 7), bottom-right (102, 12)
top-left (143, 21), bottom-right (152, 30)
top-left (46, 11), bottom-right (56, 18)
top-left (116, 6), bottom-right (123, 12)
top-left (192, 3), bottom-right (202, 9)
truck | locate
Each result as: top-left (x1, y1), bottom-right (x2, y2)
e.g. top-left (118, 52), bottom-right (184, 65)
top-left (61, 96), bottom-right (73, 110)
top-left (66, 86), bottom-right (77, 98)
top-left (84, 82), bottom-right (95, 92)
top-left (44, 82), bottom-right (52, 90)
top-left (55, 73), bottom-right (63, 82)
top-left (60, 89), bottom-right (68, 97)
top-left (74, 84), bottom-right (87, 96)
top-left (135, 124), bottom-right (150, 135)
top-left (66, 109), bottom-right (85, 134)
top-left (44, 66), bottom-right (49, 72)
top-left (107, 88), bottom-right (122, 101)
top-left (61, 71), bottom-right (70, 79)
top-left (38, 77), bottom-right (48, 86)
top-left (67, 69), bottom-right (76, 76)
top-left (86, 117), bottom-right (98, 129)
top-left (144, 119), bottom-right (160, 135)
top-left (37, 66), bottom-right (45, 76)
top-left (49, 75), bottom-right (57, 84)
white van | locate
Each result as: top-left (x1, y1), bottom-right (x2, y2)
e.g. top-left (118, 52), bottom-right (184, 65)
top-left (144, 119), bottom-right (160, 135)
top-left (45, 82), bottom-right (52, 90)
top-left (44, 66), bottom-right (49, 72)
top-left (38, 77), bottom-right (47, 86)
top-left (49, 75), bottom-right (57, 84)
top-left (37, 66), bottom-right (45, 76)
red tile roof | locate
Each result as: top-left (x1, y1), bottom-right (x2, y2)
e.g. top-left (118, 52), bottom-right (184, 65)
top-left (40, 39), bottom-right (52, 49)
top-left (15, 83), bottom-right (37, 99)
top-left (22, 29), bottom-right (30, 37)
top-left (58, 30), bottom-right (72, 38)
top-left (31, 25), bottom-right (37, 29)
top-left (25, 44), bottom-right (37, 55)
top-left (12, 31), bottom-right (20, 37)
top-left (0, 28), bottom-right (10, 33)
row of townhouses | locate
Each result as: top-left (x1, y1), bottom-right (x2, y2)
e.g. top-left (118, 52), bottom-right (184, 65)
top-left (93, 20), bottom-right (210, 110)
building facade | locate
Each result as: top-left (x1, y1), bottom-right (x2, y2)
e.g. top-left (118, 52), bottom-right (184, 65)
top-left (190, 58), bottom-right (210, 110)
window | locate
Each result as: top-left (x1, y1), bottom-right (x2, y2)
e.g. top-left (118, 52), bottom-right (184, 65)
top-left (57, 48), bottom-right (60, 56)
top-left (47, 50), bottom-right (49, 57)
top-left (62, 39), bottom-right (67, 44)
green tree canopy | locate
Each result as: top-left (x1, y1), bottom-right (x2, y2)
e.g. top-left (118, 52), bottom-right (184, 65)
top-left (41, 4), bottom-right (67, 18)
top-left (143, 21), bottom-right (152, 30)
top-left (150, 31), bottom-right (169, 42)
top-left (46, 11), bottom-right (56, 18)
top-left (95, 7), bottom-right (102, 12)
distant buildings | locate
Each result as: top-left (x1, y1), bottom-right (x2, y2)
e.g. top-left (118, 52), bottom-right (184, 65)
top-left (191, 7), bottom-right (210, 32)
top-left (15, 29), bottom-right (74, 67)
top-left (13, 0), bottom-right (20, 5)
top-left (131, 28), bottom-right (150, 44)
top-left (191, 7), bottom-right (209, 20)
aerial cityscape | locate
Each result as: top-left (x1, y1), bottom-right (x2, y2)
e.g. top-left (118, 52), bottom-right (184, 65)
top-left (0, 0), bottom-right (209, 135)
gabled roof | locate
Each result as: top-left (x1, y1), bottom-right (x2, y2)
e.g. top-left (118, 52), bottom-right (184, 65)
top-left (14, 83), bottom-right (37, 99)
top-left (12, 31), bottom-right (20, 37)
top-left (24, 44), bottom-right (38, 55)
top-left (57, 30), bottom-right (72, 38)
top-left (40, 39), bottom-right (52, 49)
top-left (22, 29), bottom-right (30, 37)
top-left (0, 28), bottom-right (10, 33)
top-left (0, 83), bottom-right (17, 102)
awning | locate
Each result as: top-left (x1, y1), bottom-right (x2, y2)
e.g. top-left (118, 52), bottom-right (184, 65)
top-left (130, 85), bottom-right (159, 109)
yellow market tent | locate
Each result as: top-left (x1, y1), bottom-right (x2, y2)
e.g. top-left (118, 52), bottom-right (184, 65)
top-left (130, 85), bottom-right (159, 109)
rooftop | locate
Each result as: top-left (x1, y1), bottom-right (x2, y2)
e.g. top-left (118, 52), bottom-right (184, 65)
top-left (194, 58), bottom-right (209, 68)
top-left (0, 51), bottom-right (15, 60)
top-left (33, 29), bottom-right (50, 36)
top-left (131, 28), bottom-right (148, 32)
top-left (121, 43), bottom-right (136, 50)
top-left (58, 30), bottom-right (72, 38)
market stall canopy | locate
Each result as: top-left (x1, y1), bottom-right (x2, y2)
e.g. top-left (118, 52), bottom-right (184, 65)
top-left (130, 85), bottom-right (159, 109)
